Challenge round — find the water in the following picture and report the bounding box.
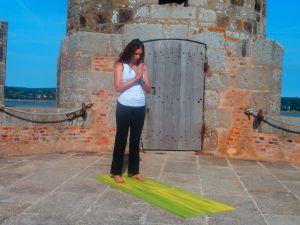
[4,99,56,108]
[280,111,300,118]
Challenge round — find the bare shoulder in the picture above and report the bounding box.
[142,63,148,71]
[115,62,123,69]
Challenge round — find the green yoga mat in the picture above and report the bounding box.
[94,175,235,218]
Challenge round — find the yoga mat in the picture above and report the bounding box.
[94,175,235,218]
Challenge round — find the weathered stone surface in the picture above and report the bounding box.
[150,5,171,19]
[61,32,123,54]
[188,30,225,49]
[237,66,281,91]
[251,91,281,115]
[199,8,217,22]
[204,109,231,129]
[59,72,113,90]
[134,5,150,19]
[206,49,225,71]
[204,90,220,108]
[172,5,196,19]
[252,39,283,68]
[124,23,188,42]
[258,115,300,136]
[205,72,229,90]
[58,89,93,108]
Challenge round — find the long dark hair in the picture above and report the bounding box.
[117,39,145,64]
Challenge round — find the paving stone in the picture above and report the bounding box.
[250,191,300,216]
[269,170,300,182]
[228,159,260,167]
[27,192,98,220]
[260,161,298,171]
[198,155,229,167]
[145,205,207,225]
[206,195,264,221]
[282,181,300,198]
[208,218,267,225]
[167,153,197,163]
[240,177,288,192]
[0,157,26,169]
[56,176,106,194]
[264,214,300,225]
[3,214,73,225]
[232,166,271,178]
[0,202,29,224]
[94,188,146,210]
[0,172,28,188]
[159,172,200,190]
[198,166,237,180]
[163,161,198,174]
[201,179,247,197]
[77,207,145,225]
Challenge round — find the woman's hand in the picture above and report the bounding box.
[134,63,144,81]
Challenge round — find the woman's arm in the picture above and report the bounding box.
[140,65,151,94]
[114,62,141,92]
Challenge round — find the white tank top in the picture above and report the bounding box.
[118,64,146,107]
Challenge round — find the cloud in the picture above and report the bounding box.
[15,0,44,28]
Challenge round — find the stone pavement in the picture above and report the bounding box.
[0,151,300,225]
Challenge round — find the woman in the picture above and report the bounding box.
[110,39,151,184]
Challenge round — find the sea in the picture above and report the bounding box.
[4,99,57,108]
[280,111,300,118]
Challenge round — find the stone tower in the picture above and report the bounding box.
[57,0,289,160]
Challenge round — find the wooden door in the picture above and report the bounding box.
[142,40,205,150]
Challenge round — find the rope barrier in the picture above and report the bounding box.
[245,108,300,134]
[0,101,94,123]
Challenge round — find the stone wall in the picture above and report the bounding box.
[0,21,8,105]
[67,0,266,38]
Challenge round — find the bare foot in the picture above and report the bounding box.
[112,175,124,184]
[131,174,146,181]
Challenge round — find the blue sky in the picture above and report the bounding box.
[0,0,299,97]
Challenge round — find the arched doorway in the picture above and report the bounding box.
[142,39,206,150]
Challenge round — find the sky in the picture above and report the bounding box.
[0,0,299,97]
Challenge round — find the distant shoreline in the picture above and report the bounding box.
[4,99,56,102]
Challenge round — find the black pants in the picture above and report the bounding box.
[110,102,146,176]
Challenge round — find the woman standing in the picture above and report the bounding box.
[110,39,151,183]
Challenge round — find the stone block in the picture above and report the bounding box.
[59,72,113,90]
[172,6,196,19]
[134,5,150,19]
[61,32,123,54]
[204,108,231,129]
[237,66,281,91]
[188,31,225,49]
[60,53,91,72]
[150,5,171,19]
[188,0,207,6]
[206,49,225,71]
[204,90,220,108]
[58,89,93,108]
[205,72,229,90]
[198,8,217,23]
[252,39,284,68]
[251,91,281,116]
[124,23,188,42]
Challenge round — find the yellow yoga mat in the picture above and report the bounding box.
[94,175,235,218]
